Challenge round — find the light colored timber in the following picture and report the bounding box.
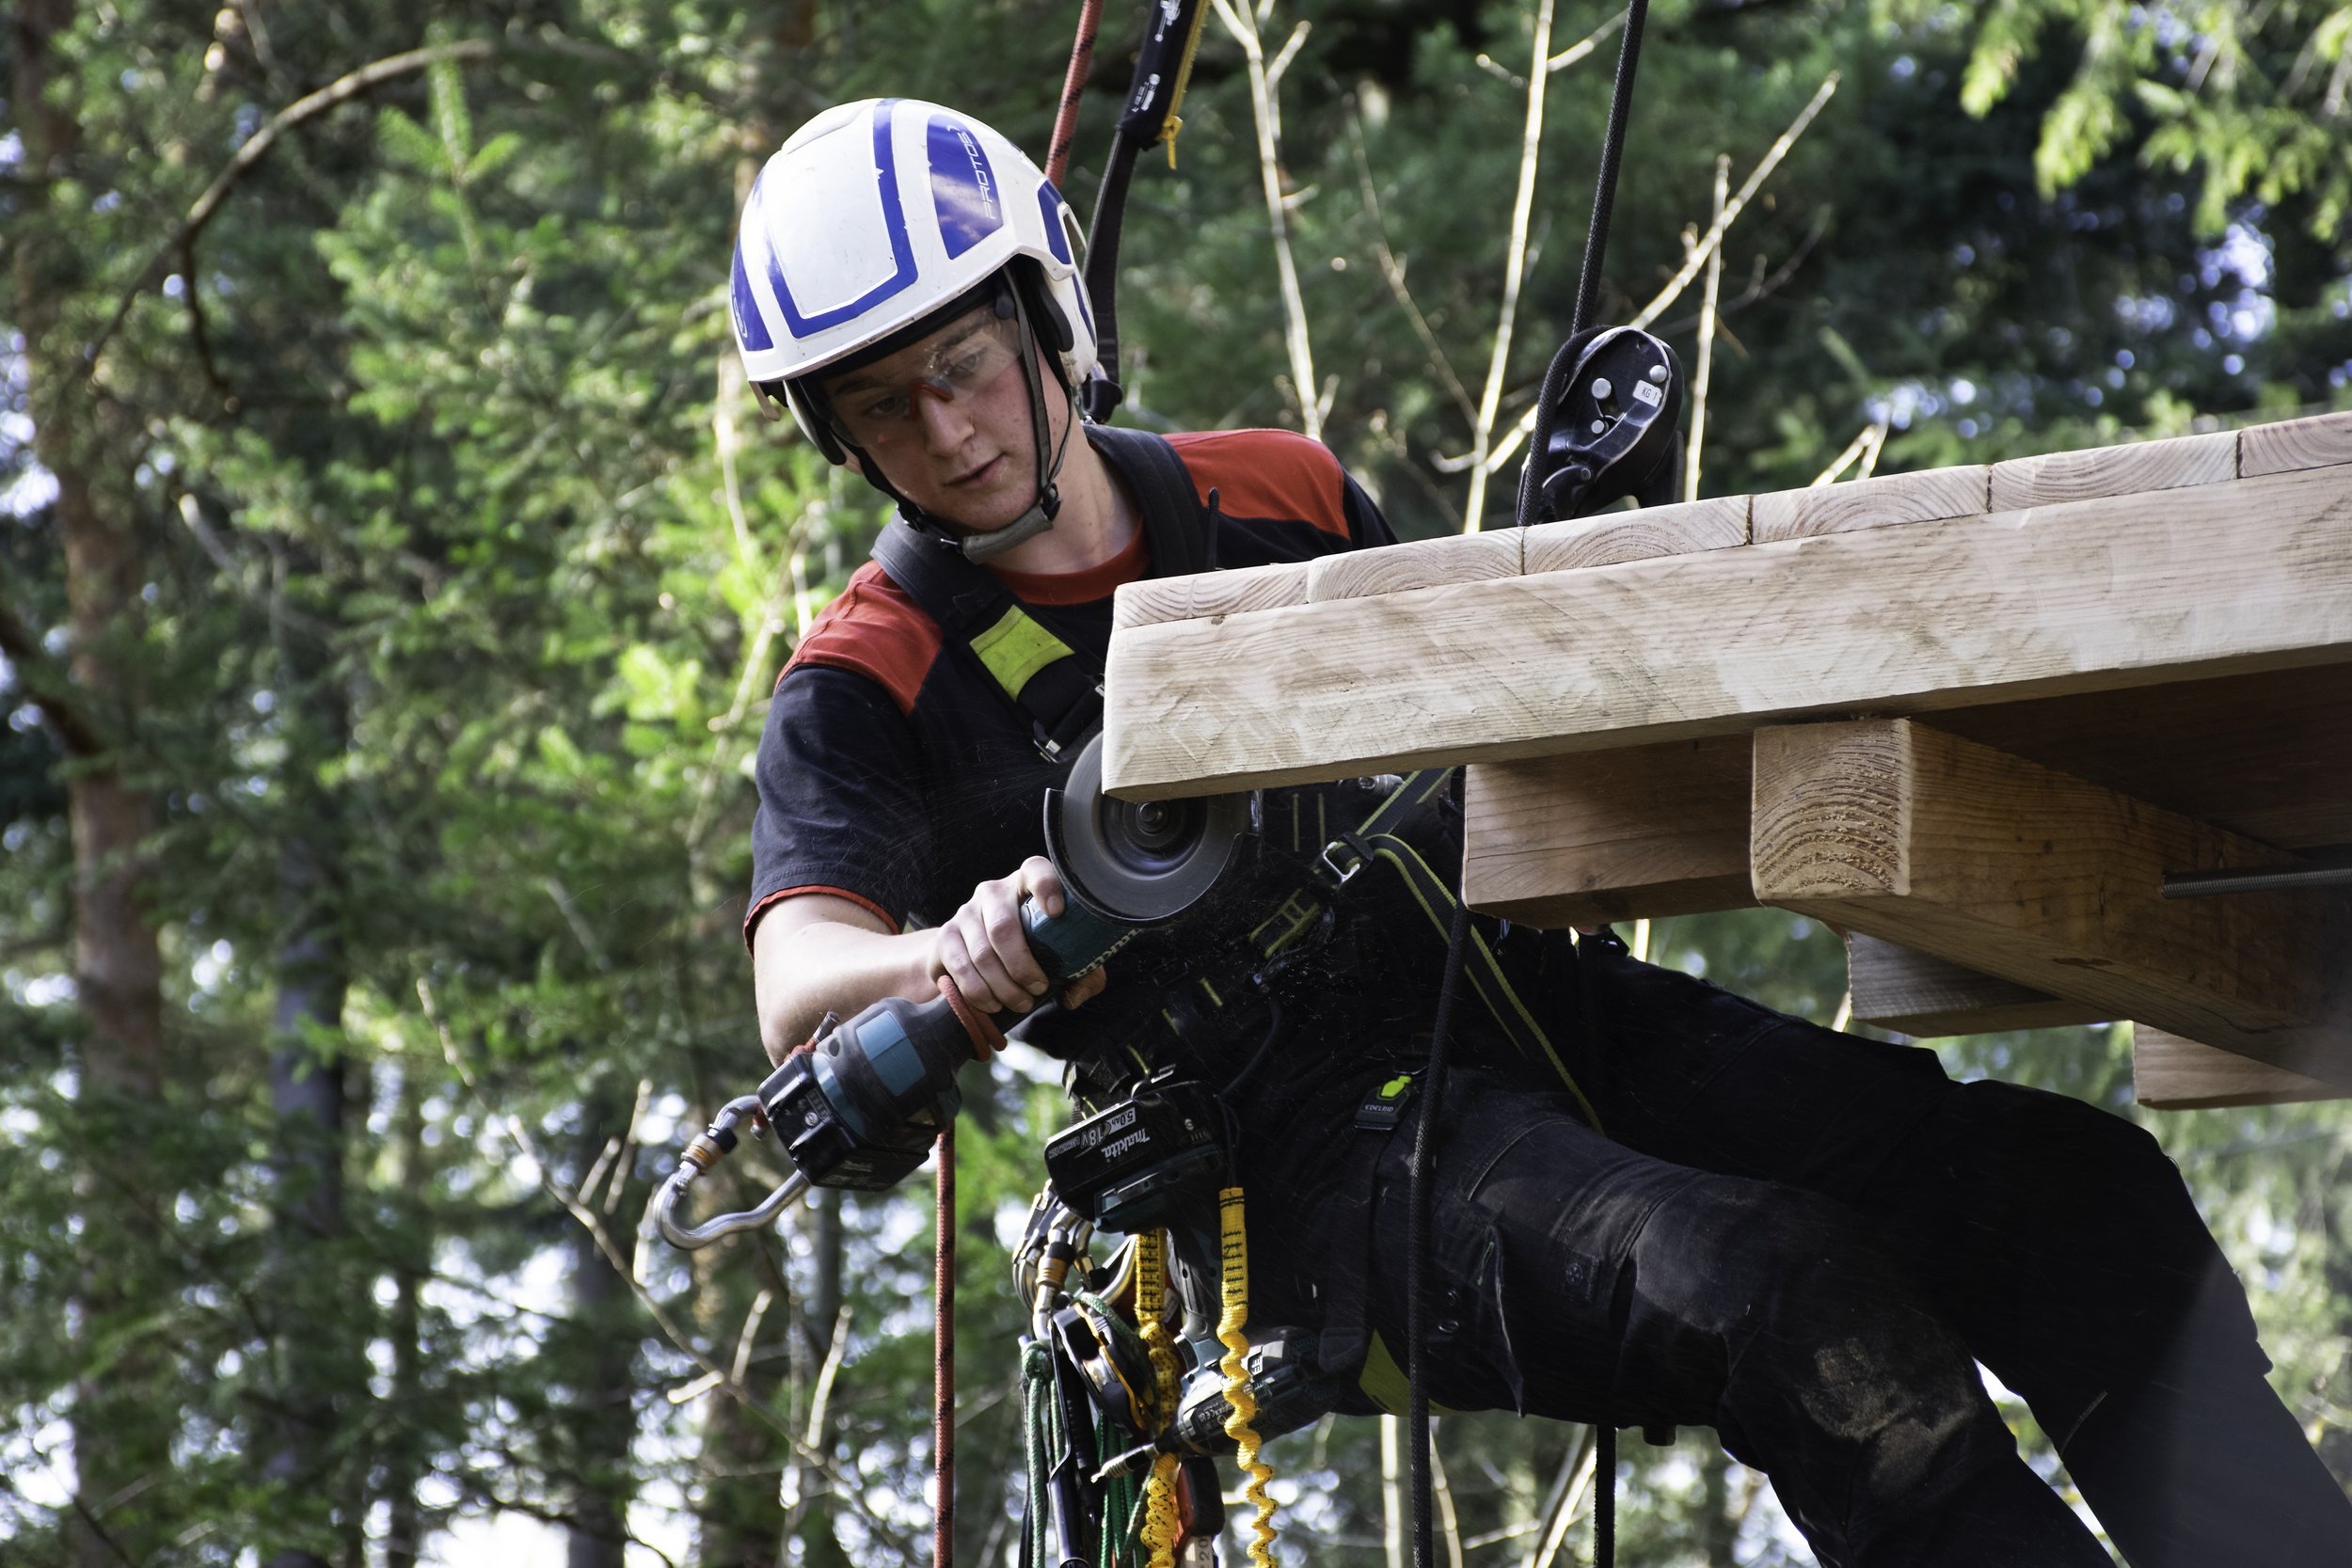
[1752,466,1989,544]
[1521,494,1750,573]
[1307,529,1520,603]
[1103,464,2352,799]
[2241,409,2352,478]
[1461,736,1756,927]
[1111,559,1310,632]
[1843,932,2104,1036]
[1749,719,2352,1086]
[1987,428,2236,510]
[2131,1026,2346,1110]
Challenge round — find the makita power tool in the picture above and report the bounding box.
[651,734,1249,1248]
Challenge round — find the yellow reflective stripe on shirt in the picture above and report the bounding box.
[968,607,1076,700]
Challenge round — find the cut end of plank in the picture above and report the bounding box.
[2133,1025,2348,1109]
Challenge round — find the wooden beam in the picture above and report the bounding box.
[1988,428,2236,509]
[1522,494,1749,572]
[2132,1026,2345,1110]
[1749,719,2352,1086]
[1753,467,1987,545]
[1843,933,2105,1036]
[2240,410,2352,479]
[1461,736,1755,927]
[1307,529,1519,603]
[1104,464,2352,798]
[1112,559,1309,632]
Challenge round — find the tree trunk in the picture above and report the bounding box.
[383,1064,429,1568]
[14,4,170,1563]
[262,832,352,1568]
[565,1088,638,1568]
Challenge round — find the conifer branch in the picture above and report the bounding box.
[89,40,498,367]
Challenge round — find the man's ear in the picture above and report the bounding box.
[840,450,865,476]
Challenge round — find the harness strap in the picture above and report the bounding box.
[868,424,1210,759]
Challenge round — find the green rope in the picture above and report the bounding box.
[1022,1338,1059,1568]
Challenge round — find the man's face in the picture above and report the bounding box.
[816,305,1058,531]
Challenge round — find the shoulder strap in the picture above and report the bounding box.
[866,427,1210,761]
[1084,424,1213,578]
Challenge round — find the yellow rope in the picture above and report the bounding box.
[1216,1187,1279,1566]
[1135,1230,1183,1568]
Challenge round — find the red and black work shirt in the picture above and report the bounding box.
[745,427,1396,944]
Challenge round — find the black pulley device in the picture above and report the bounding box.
[1523,325,1686,523]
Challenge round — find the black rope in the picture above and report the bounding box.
[1516,0,1655,533]
[1570,0,1653,340]
[1407,894,1473,1568]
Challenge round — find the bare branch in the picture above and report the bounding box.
[1211,0,1327,437]
[1548,12,1625,73]
[1684,155,1730,501]
[1349,117,1476,424]
[90,40,498,366]
[1629,71,1839,332]
[1463,0,1560,531]
[1809,418,1887,486]
[1462,71,1839,478]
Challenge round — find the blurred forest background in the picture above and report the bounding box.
[5,0,2352,1563]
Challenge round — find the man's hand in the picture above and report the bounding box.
[932,855,1107,1015]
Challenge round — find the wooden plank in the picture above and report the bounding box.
[2241,410,2352,478]
[1752,467,1988,545]
[1461,736,1755,927]
[1307,529,1520,603]
[1930,663,2352,850]
[2132,1026,2345,1110]
[1749,719,2352,1086]
[1988,429,2235,509]
[1521,494,1750,573]
[1843,933,2105,1036]
[1103,465,2352,799]
[1111,560,1310,632]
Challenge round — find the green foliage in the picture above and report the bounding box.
[5,0,2350,1562]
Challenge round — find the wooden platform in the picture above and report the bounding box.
[1105,411,2352,1106]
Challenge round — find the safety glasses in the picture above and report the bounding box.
[818,307,1025,448]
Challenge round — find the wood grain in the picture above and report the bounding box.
[1111,560,1311,631]
[1103,465,2352,798]
[1750,719,2352,1085]
[1988,429,2236,509]
[2132,1025,2346,1109]
[1521,495,1750,574]
[1461,736,1756,927]
[2240,410,2352,478]
[1752,467,1989,545]
[1843,933,2104,1036]
[1307,530,1520,603]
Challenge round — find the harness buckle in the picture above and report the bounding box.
[1318,839,1367,886]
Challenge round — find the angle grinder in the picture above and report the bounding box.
[653,735,1248,1245]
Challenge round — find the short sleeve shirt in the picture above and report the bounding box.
[746,427,1396,942]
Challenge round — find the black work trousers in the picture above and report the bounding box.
[1324,946,2352,1568]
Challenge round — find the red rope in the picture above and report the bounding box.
[933,1121,957,1568]
[936,974,1004,1062]
[1045,0,1104,188]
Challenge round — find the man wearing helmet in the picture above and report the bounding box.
[736,100,2351,1568]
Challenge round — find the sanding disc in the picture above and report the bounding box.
[1047,734,1248,925]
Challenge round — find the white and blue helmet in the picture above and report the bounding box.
[730,98,1099,456]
